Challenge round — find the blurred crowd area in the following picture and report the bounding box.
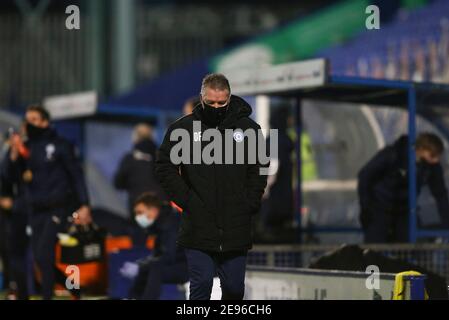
[321,1,449,83]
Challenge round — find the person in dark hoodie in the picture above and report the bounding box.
[0,124,31,300]
[358,132,449,243]
[256,106,294,243]
[114,123,167,217]
[261,106,294,236]
[3,105,91,299]
[155,73,268,300]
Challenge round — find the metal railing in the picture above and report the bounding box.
[248,243,449,283]
[0,12,92,108]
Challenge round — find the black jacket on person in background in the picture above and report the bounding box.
[1,151,11,193]
[358,135,449,227]
[264,108,294,227]
[155,95,268,252]
[114,139,167,215]
[3,128,89,212]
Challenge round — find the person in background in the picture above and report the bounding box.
[182,97,200,116]
[262,107,294,236]
[0,138,12,298]
[3,105,91,299]
[358,132,449,243]
[399,40,410,81]
[120,192,188,300]
[287,118,318,243]
[114,123,166,218]
[0,125,30,300]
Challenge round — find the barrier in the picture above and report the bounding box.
[244,266,426,300]
[248,243,449,283]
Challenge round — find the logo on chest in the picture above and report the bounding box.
[193,131,202,142]
[233,130,244,143]
[45,144,56,160]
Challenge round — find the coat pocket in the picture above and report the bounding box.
[234,187,252,214]
[185,190,206,214]
[185,190,213,229]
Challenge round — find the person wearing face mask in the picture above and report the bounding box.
[3,105,91,299]
[122,192,188,300]
[358,132,449,243]
[155,73,268,300]
[200,96,229,128]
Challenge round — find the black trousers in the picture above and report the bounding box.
[184,248,248,300]
[30,207,80,300]
[0,209,11,292]
[6,199,29,299]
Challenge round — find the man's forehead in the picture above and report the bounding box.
[25,111,41,120]
[135,203,148,210]
[203,88,230,100]
[26,110,38,117]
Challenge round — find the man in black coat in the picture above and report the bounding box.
[155,73,268,300]
[3,105,91,299]
[358,133,449,243]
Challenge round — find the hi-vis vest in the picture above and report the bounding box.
[288,129,318,188]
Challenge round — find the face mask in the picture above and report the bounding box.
[202,102,228,127]
[26,123,47,139]
[135,214,155,229]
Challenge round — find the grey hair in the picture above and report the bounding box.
[200,73,231,97]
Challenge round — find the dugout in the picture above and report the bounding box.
[225,58,449,243]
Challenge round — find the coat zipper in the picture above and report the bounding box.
[216,125,223,252]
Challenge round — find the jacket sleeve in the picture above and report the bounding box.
[1,149,25,197]
[60,141,90,206]
[245,126,269,214]
[114,155,130,190]
[428,164,449,227]
[357,147,395,210]
[158,219,179,264]
[154,125,191,209]
[0,153,14,197]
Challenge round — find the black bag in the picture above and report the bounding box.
[309,244,448,300]
[60,223,106,265]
